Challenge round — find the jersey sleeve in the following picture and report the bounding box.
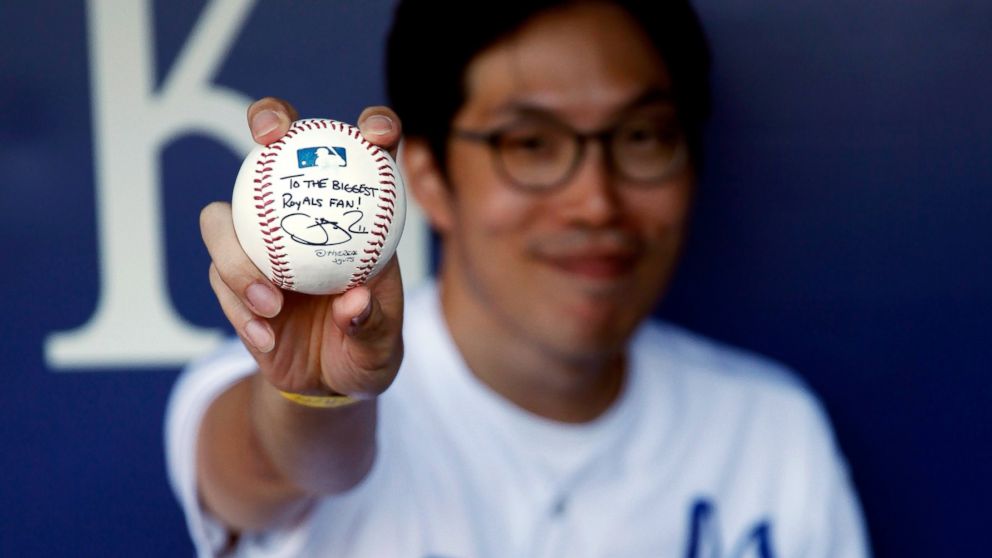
[794,396,873,558]
[164,339,257,557]
[821,456,872,558]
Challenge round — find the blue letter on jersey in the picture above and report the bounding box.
[684,499,776,558]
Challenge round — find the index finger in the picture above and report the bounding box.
[247,97,300,146]
[356,106,403,160]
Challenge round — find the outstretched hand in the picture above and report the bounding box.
[200,97,405,398]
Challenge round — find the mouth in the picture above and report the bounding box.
[544,252,638,280]
[532,231,643,282]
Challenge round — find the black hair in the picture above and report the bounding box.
[386,0,711,172]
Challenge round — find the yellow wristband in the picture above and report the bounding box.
[277,390,359,409]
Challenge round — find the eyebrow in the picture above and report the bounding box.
[491,87,676,121]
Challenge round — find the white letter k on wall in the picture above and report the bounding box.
[46,0,258,368]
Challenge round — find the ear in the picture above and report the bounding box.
[400,138,455,233]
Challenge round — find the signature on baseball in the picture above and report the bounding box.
[280,210,368,246]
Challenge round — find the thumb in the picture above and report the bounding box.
[326,260,404,396]
[331,286,379,341]
[329,256,403,344]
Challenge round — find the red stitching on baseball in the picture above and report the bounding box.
[252,145,293,290]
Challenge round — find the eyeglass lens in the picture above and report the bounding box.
[493,114,684,190]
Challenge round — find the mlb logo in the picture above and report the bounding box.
[297,146,348,169]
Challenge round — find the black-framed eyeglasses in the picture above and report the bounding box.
[451,112,688,192]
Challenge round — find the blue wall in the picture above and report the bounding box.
[1,1,989,555]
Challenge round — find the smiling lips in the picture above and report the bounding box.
[547,253,638,279]
[531,229,643,280]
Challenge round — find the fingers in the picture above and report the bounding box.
[357,106,403,160]
[200,201,284,322]
[248,99,401,157]
[247,97,299,146]
[209,263,275,353]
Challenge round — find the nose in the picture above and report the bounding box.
[555,140,622,227]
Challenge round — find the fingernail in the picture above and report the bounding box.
[245,319,274,353]
[251,110,281,139]
[347,297,373,336]
[364,114,393,136]
[246,283,279,317]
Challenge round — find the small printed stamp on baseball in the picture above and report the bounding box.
[231,118,406,295]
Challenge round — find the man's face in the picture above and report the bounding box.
[437,2,694,362]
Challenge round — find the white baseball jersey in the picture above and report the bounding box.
[166,283,870,557]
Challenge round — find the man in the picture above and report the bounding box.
[167,0,870,556]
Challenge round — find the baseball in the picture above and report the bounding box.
[232,118,406,295]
